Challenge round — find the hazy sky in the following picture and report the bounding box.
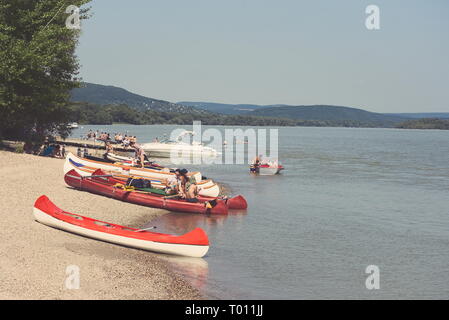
[76,0,449,113]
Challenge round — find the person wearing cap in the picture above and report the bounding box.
[178,168,198,199]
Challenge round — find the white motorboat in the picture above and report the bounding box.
[142,131,219,158]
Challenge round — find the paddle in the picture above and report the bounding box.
[81,174,114,179]
[135,226,157,232]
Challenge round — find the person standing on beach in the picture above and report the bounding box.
[130,141,145,168]
[104,141,114,159]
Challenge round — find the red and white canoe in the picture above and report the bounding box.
[64,169,231,215]
[33,195,209,258]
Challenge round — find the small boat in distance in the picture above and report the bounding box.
[67,122,79,129]
[33,195,210,257]
[250,163,284,175]
[142,131,219,158]
[250,157,284,175]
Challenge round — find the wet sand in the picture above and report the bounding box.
[0,151,203,300]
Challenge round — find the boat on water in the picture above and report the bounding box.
[64,169,234,215]
[33,195,209,257]
[67,122,79,129]
[142,131,219,158]
[64,152,221,197]
[250,163,284,175]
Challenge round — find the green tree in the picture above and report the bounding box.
[0,0,91,147]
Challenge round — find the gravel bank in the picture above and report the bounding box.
[0,151,203,300]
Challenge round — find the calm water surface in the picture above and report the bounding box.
[72,125,449,299]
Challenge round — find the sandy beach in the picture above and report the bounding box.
[0,150,202,300]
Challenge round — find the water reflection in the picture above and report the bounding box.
[158,255,209,289]
[144,210,247,236]
[143,210,247,293]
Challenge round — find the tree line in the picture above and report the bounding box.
[68,102,390,127]
[395,118,449,130]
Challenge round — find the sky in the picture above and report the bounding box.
[75,0,449,113]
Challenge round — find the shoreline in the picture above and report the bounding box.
[0,150,204,299]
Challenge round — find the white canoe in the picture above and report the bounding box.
[33,195,209,258]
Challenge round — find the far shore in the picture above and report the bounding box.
[0,150,203,299]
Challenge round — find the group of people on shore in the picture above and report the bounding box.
[84,130,138,148]
[40,142,66,159]
[113,133,137,147]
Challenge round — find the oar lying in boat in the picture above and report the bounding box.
[135,226,157,232]
[81,174,114,179]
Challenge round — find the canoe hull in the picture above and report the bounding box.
[33,196,209,258]
[64,170,229,215]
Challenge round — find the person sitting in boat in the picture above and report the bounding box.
[250,155,264,173]
[178,169,199,200]
[252,155,263,167]
[130,141,145,168]
[165,169,181,195]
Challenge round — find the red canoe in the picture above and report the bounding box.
[102,171,248,210]
[64,169,230,214]
[33,195,209,257]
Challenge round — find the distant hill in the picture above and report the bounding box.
[178,102,410,127]
[246,105,408,127]
[71,83,203,114]
[72,85,426,127]
[385,113,449,119]
[177,101,282,115]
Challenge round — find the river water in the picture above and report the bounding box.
[71,125,449,299]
